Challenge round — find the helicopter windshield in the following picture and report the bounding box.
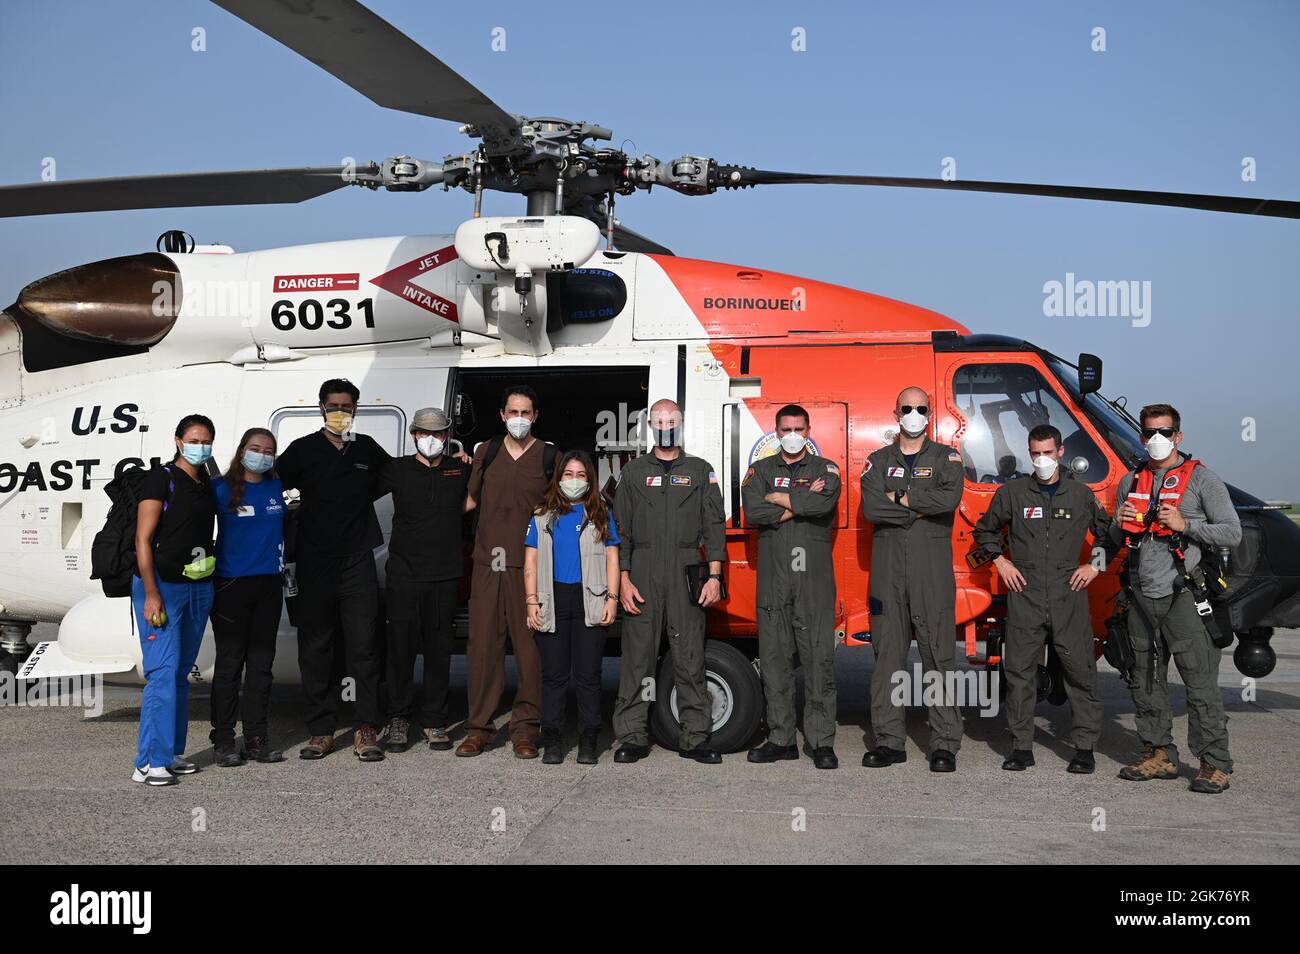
[1044,355,1143,465]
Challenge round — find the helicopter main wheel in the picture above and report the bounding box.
[1233,627,1276,678]
[650,640,762,753]
[0,651,19,676]
[1036,643,1069,705]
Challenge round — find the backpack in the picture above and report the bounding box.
[89,464,171,598]
[480,436,559,482]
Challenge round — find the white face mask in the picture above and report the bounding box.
[1145,432,1175,461]
[559,478,589,500]
[899,410,928,437]
[506,417,532,440]
[1032,454,1059,481]
[779,432,807,455]
[416,435,445,459]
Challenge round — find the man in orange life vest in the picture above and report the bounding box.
[1109,404,1241,793]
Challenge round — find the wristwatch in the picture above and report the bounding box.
[709,573,723,581]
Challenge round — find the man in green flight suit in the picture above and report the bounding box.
[860,386,965,772]
[742,404,843,770]
[973,423,1115,774]
[612,399,728,764]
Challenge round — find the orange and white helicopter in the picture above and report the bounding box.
[2,0,1296,750]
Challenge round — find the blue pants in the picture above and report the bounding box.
[131,575,213,769]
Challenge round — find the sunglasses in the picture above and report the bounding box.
[899,405,929,415]
[1141,427,1177,440]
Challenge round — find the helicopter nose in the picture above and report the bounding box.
[12,252,180,345]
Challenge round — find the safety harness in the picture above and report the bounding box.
[1117,456,1229,687]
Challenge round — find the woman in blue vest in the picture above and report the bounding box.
[131,414,217,786]
[523,450,620,765]
[210,427,287,767]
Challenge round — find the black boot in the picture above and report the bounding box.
[862,745,906,768]
[541,728,564,765]
[1067,748,1096,774]
[577,730,599,765]
[1002,748,1035,771]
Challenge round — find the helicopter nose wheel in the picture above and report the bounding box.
[1234,627,1276,678]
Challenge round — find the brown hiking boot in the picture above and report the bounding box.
[1117,745,1179,781]
[299,735,335,760]
[354,723,385,762]
[1189,759,1231,794]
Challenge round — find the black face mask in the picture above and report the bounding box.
[652,426,679,449]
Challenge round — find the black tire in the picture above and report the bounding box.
[0,652,19,676]
[649,640,763,753]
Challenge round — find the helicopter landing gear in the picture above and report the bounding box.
[1234,627,1276,678]
[0,621,33,676]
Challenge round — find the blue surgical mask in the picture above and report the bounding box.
[181,442,212,466]
[242,450,275,474]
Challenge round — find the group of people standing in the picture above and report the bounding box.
[126,377,1241,795]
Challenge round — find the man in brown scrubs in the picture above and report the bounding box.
[455,385,557,758]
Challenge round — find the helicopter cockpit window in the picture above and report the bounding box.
[952,363,1108,485]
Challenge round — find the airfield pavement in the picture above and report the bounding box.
[1,625,1296,865]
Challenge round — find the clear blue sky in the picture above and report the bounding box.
[2,0,1297,496]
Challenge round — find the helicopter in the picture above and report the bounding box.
[1,0,1297,752]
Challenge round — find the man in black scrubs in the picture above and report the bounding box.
[380,407,472,752]
[277,379,392,762]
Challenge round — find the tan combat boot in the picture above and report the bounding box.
[1117,745,1179,781]
[1189,759,1231,794]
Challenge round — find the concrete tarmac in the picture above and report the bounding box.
[2,627,1296,864]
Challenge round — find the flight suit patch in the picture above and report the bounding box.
[886,466,905,478]
[773,476,791,488]
[911,466,933,478]
[948,452,963,463]
[741,467,754,486]
[646,475,663,487]
[709,471,719,484]
[791,477,812,488]
[1052,507,1072,519]
[1022,506,1044,519]
[670,474,692,486]
[442,468,463,477]
[826,463,839,475]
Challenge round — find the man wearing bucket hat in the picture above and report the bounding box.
[379,407,473,752]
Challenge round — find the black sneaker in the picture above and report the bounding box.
[541,728,564,765]
[747,741,798,763]
[244,736,286,763]
[576,730,599,765]
[214,743,245,768]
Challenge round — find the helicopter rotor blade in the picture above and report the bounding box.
[611,224,674,256]
[0,167,363,218]
[715,169,1300,219]
[211,0,517,146]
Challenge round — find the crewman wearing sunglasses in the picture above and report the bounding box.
[1109,404,1240,793]
[859,386,966,772]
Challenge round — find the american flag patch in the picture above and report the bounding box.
[708,471,719,484]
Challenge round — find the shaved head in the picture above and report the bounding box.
[896,386,929,411]
[648,399,682,428]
